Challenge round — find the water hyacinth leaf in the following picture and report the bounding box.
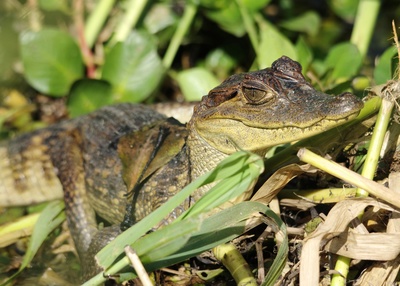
[280,11,321,37]
[295,36,313,71]
[374,46,397,84]
[20,29,84,96]
[38,0,69,12]
[205,0,271,37]
[205,48,237,78]
[102,31,164,102]
[68,79,113,117]
[329,0,359,22]
[258,21,297,68]
[144,3,178,36]
[177,67,220,101]
[324,42,362,84]
[204,2,245,36]
[242,0,272,11]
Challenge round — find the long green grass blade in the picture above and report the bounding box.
[96,151,263,269]
[2,200,65,284]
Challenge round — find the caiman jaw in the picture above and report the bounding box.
[189,56,364,155]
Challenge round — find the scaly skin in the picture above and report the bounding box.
[0,56,363,279]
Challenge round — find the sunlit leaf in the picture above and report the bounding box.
[258,21,297,68]
[102,31,164,102]
[204,2,245,36]
[38,0,69,12]
[295,36,313,71]
[20,29,84,96]
[203,0,271,36]
[205,48,237,78]
[68,79,113,117]
[324,42,362,84]
[177,68,220,101]
[374,46,397,84]
[328,0,359,22]
[280,11,321,37]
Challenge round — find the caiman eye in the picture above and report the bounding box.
[242,87,275,104]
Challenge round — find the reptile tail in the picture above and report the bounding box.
[0,130,63,207]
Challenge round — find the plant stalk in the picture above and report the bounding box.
[350,0,381,59]
[162,2,198,69]
[110,0,148,45]
[332,95,394,285]
[84,0,116,48]
[235,0,260,67]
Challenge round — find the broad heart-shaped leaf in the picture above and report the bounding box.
[67,79,113,117]
[279,11,321,37]
[324,42,362,85]
[102,31,164,102]
[204,0,271,36]
[177,67,220,101]
[374,46,397,85]
[20,28,84,97]
[258,21,297,68]
[295,36,313,71]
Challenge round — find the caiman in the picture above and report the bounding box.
[0,56,363,279]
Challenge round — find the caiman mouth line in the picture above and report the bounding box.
[211,110,360,130]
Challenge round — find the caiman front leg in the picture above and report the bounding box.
[48,130,105,277]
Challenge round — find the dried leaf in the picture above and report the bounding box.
[300,197,397,285]
[251,163,316,204]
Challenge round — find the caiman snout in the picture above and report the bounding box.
[324,92,364,119]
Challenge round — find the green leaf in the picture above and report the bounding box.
[152,202,275,268]
[134,217,202,263]
[258,21,297,68]
[176,68,220,101]
[67,79,113,117]
[373,46,397,84]
[280,11,321,37]
[84,201,276,285]
[204,2,245,37]
[324,42,362,84]
[241,0,272,11]
[295,36,313,71]
[203,0,271,36]
[3,201,65,284]
[20,28,84,96]
[329,0,359,22]
[102,31,164,102]
[38,0,69,12]
[205,48,237,78]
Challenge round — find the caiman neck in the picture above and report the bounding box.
[187,125,229,182]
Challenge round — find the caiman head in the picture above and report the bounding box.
[189,56,363,155]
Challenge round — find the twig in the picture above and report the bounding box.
[124,245,152,286]
[73,0,96,78]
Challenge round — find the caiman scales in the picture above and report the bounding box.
[0,56,363,278]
